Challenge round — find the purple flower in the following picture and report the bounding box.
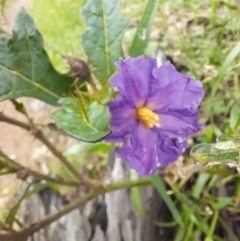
[105,56,204,176]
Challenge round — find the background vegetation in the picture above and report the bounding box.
[0,0,240,240]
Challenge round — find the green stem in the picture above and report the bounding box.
[183,221,193,241]
[205,209,218,241]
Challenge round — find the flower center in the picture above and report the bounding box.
[137,106,161,128]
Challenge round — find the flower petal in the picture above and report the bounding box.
[157,109,201,136]
[118,125,158,176]
[105,96,137,142]
[152,61,183,87]
[147,74,204,110]
[156,137,188,167]
[110,56,156,107]
[105,56,204,176]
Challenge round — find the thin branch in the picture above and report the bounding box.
[0,112,80,181]
[0,150,80,187]
[0,177,151,241]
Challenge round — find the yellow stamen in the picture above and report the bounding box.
[137,106,161,128]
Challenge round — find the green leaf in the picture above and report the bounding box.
[0,0,7,15]
[217,197,233,209]
[131,186,147,219]
[10,99,28,117]
[217,133,240,147]
[229,104,240,129]
[51,98,111,142]
[192,173,210,199]
[130,170,147,218]
[65,142,113,155]
[150,175,184,227]
[210,41,240,102]
[5,182,48,227]
[0,8,75,106]
[190,141,239,166]
[82,0,129,84]
[129,0,160,57]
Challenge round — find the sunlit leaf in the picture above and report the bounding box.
[0,8,75,105]
[51,98,111,142]
[82,0,129,84]
[31,0,86,72]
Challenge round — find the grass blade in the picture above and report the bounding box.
[150,175,184,227]
[129,0,160,57]
[211,41,240,101]
[5,182,48,227]
[131,187,147,218]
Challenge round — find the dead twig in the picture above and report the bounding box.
[0,150,80,187]
[0,112,80,181]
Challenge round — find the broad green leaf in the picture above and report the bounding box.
[129,0,160,57]
[81,0,129,84]
[0,8,75,106]
[190,141,239,165]
[51,98,111,142]
[5,182,48,227]
[150,175,184,227]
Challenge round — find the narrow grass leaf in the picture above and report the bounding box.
[131,187,147,219]
[5,182,47,227]
[129,0,160,57]
[150,175,184,227]
[211,41,240,101]
[192,173,210,199]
